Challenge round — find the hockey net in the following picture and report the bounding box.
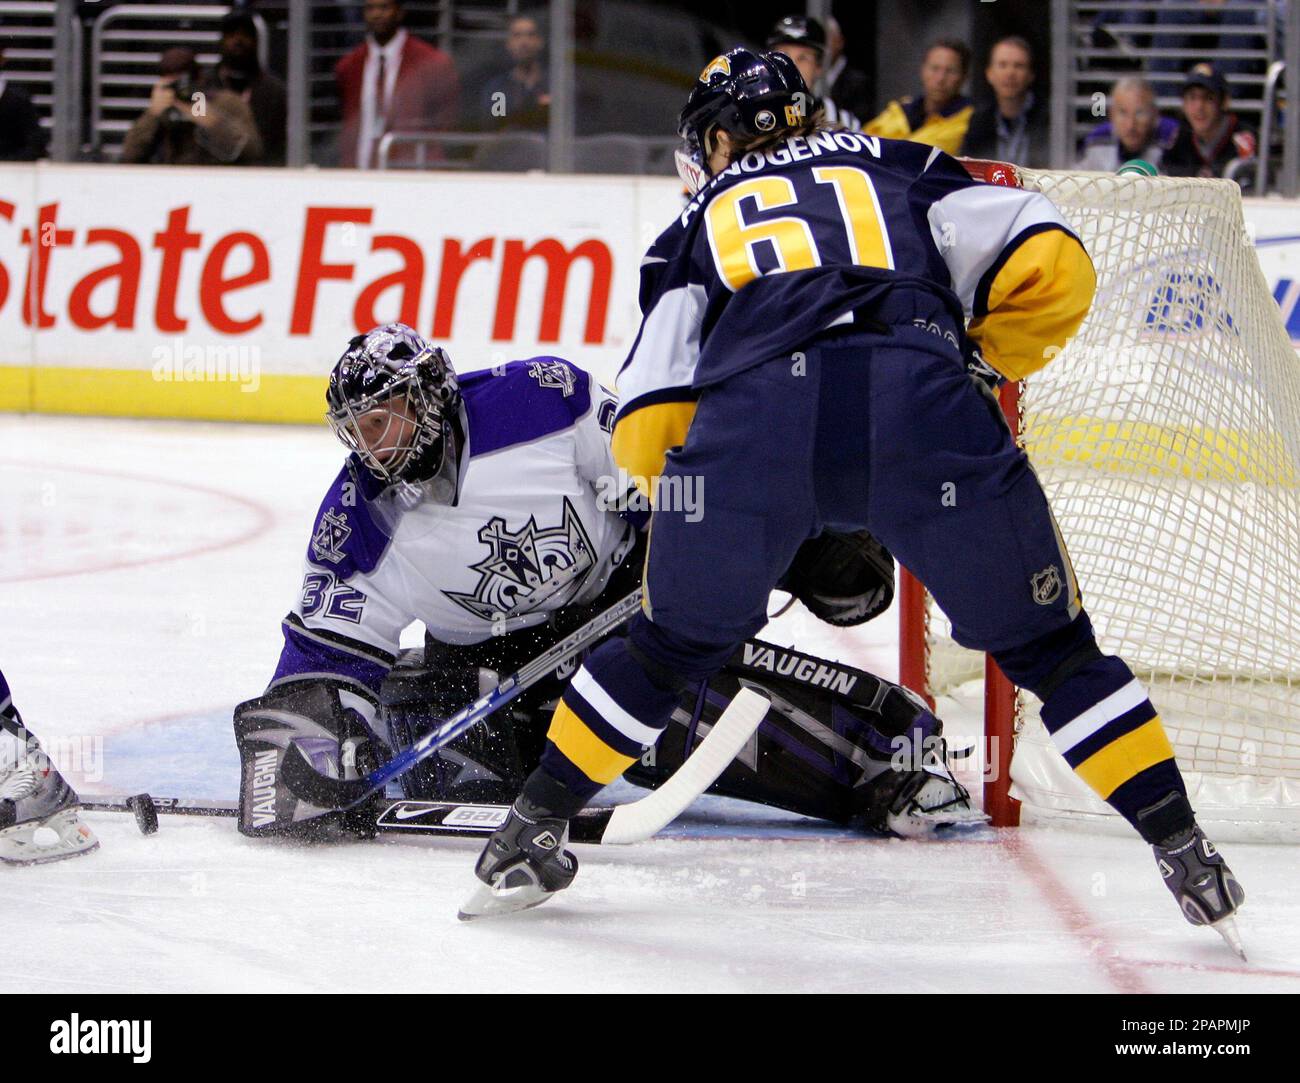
[899,162,1300,839]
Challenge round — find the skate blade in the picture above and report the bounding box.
[1211,914,1247,961]
[0,814,100,866]
[457,879,555,922]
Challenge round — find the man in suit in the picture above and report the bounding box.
[335,0,462,169]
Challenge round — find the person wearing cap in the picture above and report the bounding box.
[204,11,287,165]
[766,14,862,131]
[1164,64,1257,182]
[960,36,1049,168]
[120,47,263,165]
[1074,76,1178,173]
[864,38,973,155]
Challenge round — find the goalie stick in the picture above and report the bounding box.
[279,587,644,811]
[80,686,769,852]
[79,794,617,842]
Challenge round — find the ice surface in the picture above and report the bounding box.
[2,416,1297,993]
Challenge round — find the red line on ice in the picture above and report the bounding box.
[1001,832,1152,994]
[0,459,277,582]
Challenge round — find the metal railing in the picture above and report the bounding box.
[1051,0,1298,194]
[23,0,1299,192]
[376,130,546,171]
[1257,59,1285,193]
[375,130,678,175]
[0,1,78,149]
[89,4,270,160]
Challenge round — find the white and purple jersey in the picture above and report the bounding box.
[269,357,637,701]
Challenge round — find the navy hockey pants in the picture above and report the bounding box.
[635,321,1082,682]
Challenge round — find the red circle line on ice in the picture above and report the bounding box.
[0,459,276,583]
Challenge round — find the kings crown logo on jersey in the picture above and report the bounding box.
[310,509,352,565]
[445,497,595,622]
[527,359,577,397]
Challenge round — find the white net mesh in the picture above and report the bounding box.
[925,168,1300,832]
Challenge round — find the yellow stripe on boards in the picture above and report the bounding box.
[548,701,638,786]
[0,366,329,424]
[1073,717,1176,800]
[0,365,33,412]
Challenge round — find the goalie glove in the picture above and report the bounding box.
[778,529,895,627]
[233,679,390,840]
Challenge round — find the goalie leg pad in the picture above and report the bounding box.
[234,679,389,840]
[625,639,979,834]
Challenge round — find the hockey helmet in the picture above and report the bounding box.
[675,47,808,194]
[325,323,461,485]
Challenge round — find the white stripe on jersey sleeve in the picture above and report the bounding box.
[926,183,1071,317]
[616,282,707,411]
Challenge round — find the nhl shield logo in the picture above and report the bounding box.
[1030,565,1063,606]
[755,109,777,131]
[310,509,351,565]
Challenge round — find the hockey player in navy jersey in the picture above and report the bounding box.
[0,670,99,864]
[236,324,979,841]
[463,49,1246,952]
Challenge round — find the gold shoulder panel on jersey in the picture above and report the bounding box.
[611,398,699,498]
[966,229,1096,382]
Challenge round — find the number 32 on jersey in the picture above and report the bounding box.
[704,166,894,291]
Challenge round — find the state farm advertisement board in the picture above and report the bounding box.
[0,163,684,393]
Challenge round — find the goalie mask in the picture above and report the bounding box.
[675,47,808,195]
[325,324,461,487]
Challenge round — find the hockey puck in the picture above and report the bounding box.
[126,793,159,835]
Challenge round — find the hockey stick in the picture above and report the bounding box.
[79,794,617,842]
[600,687,769,843]
[81,687,767,850]
[278,587,644,811]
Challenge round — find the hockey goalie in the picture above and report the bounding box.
[232,324,979,841]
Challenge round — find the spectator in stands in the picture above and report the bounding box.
[1164,64,1257,181]
[1075,76,1178,172]
[205,11,287,166]
[335,0,462,169]
[479,13,549,131]
[0,46,48,160]
[121,48,263,166]
[822,15,872,121]
[961,36,1048,167]
[766,14,861,130]
[864,38,973,155]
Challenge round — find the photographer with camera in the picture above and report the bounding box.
[121,47,263,165]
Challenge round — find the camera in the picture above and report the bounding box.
[163,78,202,125]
